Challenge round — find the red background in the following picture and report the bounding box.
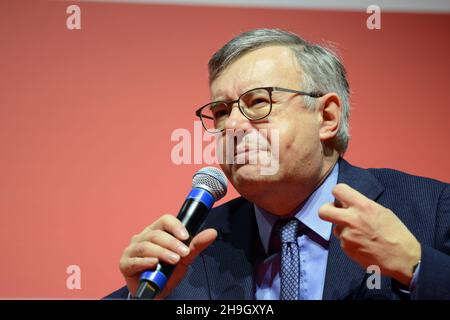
[0,0,449,298]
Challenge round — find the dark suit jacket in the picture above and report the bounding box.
[105,158,450,299]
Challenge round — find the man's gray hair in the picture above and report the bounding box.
[208,28,350,154]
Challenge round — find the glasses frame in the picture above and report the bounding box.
[195,86,324,133]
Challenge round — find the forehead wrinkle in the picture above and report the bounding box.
[212,66,260,101]
[211,62,273,101]
[210,46,303,100]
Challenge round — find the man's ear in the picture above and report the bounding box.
[317,92,342,143]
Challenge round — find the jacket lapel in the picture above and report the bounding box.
[202,199,257,299]
[322,158,385,299]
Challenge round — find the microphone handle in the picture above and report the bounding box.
[135,197,211,299]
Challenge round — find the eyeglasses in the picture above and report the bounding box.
[195,86,324,133]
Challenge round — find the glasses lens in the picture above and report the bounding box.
[201,102,229,132]
[240,88,271,120]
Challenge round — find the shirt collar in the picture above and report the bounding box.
[254,162,339,254]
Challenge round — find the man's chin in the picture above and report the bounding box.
[225,164,277,200]
[229,163,272,186]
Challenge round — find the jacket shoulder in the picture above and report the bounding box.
[367,167,448,193]
[103,286,129,299]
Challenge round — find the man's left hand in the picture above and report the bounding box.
[319,183,421,286]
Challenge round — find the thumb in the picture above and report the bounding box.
[184,228,218,265]
[156,228,217,299]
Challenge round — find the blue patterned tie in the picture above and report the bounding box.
[279,218,300,300]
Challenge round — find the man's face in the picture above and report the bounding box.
[210,45,326,200]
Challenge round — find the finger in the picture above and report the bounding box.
[142,214,189,241]
[181,228,218,266]
[126,241,181,265]
[120,256,159,277]
[332,183,368,209]
[138,229,190,257]
[318,202,354,226]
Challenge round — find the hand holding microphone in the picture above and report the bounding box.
[119,167,227,299]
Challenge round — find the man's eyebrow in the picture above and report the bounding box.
[211,83,270,102]
[211,96,227,102]
[211,87,258,102]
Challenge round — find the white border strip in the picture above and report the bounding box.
[78,0,450,13]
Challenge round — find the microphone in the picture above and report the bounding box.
[134,167,228,299]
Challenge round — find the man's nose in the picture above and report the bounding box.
[224,104,253,131]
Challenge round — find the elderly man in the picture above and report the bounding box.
[107,29,450,300]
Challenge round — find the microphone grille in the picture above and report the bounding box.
[192,167,228,201]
